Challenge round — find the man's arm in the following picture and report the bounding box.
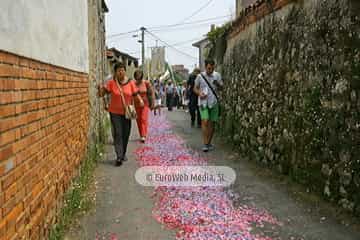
[193,75,207,99]
[148,81,155,109]
[213,73,224,90]
[135,94,144,107]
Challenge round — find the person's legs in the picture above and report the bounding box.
[154,99,160,115]
[189,104,196,126]
[167,94,173,111]
[141,105,149,138]
[121,115,132,160]
[175,94,178,109]
[135,107,142,137]
[110,113,124,164]
[166,94,170,109]
[208,121,214,144]
[208,104,219,146]
[202,120,209,144]
[174,95,177,108]
[196,106,201,127]
[199,107,210,151]
[162,96,165,108]
[170,95,174,111]
[109,112,115,143]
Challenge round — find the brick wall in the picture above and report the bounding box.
[230,0,295,39]
[0,50,89,239]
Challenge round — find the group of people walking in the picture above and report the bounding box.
[98,63,155,166]
[97,58,223,166]
[163,81,188,112]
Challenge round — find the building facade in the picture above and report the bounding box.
[106,48,138,80]
[150,47,166,79]
[88,0,109,144]
[0,0,108,239]
[192,38,211,71]
[172,65,189,80]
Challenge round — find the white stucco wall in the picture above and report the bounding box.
[0,0,89,73]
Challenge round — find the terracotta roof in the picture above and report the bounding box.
[106,50,114,57]
[107,47,138,61]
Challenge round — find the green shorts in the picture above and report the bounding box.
[199,104,219,122]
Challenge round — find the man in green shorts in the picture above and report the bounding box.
[194,59,223,152]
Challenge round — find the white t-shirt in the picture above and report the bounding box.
[194,71,222,108]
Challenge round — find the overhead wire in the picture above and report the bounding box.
[151,21,226,34]
[106,2,228,63]
[147,14,230,31]
[106,14,230,39]
[145,29,197,60]
[107,29,139,39]
[177,0,214,24]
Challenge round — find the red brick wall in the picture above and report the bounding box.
[230,0,295,39]
[0,50,89,239]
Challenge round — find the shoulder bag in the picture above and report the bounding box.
[115,80,137,119]
[200,73,221,115]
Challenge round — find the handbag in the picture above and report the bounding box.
[115,79,137,119]
[200,73,222,115]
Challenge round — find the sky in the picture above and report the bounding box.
[105,0,235,71]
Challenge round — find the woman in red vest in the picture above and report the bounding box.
[133,70,155,143]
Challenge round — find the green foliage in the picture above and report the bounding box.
[207,23,231,63]
[207,22,231,44]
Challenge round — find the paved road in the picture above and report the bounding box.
[64,115,175,240]
[66,109,360,240]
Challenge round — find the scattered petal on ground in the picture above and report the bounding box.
[134,115,282,240]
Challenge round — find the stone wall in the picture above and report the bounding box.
[220,0,360,213]
[88,0,108,144]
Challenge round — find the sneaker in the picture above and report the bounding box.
[207,144,215,151]
[202,145,209,152]
[122,156,128,162]
[115,158,122,166]
[140,137,146,143]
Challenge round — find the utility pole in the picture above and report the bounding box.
[140,27,146,72]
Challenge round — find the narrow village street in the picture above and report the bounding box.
[1,1,359,239]
[65,109,360,240]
